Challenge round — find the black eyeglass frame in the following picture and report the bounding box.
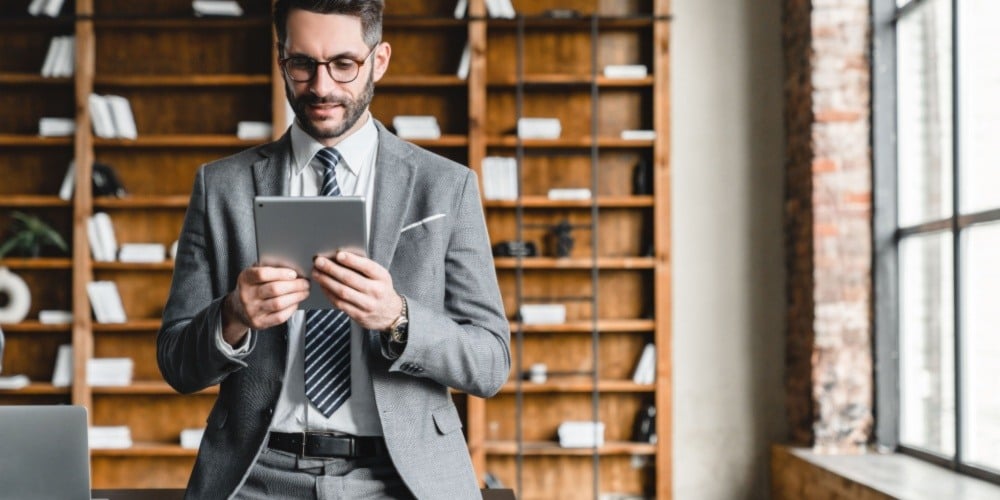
[278,44,379,84]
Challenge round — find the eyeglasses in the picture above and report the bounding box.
[279,45,377,84]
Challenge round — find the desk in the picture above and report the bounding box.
[93,488,516,499]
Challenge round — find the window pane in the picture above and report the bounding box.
[898,0,953,227]
[959,0,1000,213]
[962,223,1000,471]
[900,232,955,456]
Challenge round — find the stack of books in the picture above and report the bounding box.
[87,212,118,262]
[118,243,166,263]
[180,428,205,449]
[89,94,138,140]
[519,304,567,325]
[621,129,657,141]
[86,281,127,324]
[603,64,648,79]
[631,343,656,385]
[557,421,605,448]
[87,358,133,387]
[40,36,74,77]
[547,188,592,201]
[481,156,518,200]
[89,426,132,449]
[27,0,66,17]
[237,121,272,140]
[38,117,75,137]
[39,310,73,324]
[484,0,516,18]
[517,118,561,139]
[392,115,441,140]
[192,0,243,17]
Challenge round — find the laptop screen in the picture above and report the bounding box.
[0,405,91,500]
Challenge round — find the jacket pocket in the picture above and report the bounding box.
[432,404,463,435]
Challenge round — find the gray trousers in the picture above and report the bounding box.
[235,448,415,499]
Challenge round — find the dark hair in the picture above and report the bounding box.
[274,0,384,52]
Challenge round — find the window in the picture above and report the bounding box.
[875,0,1000,483]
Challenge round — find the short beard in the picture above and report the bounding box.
[288,67,375,141]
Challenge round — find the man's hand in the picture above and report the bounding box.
[312,251,403,331]
[222,266,310,345]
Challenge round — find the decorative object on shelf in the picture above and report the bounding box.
[549,219,575,257]
[527,363,547,384]
[0,212,68,258]
[632,404,657,444]
[93,163,127,198]
[492,240,537,258]
[632,157,653,195]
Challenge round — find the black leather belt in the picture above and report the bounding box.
[268,432,388,459]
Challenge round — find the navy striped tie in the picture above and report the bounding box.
[304,147,351,417]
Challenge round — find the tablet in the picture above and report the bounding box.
[253,196,367,309]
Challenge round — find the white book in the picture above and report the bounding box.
[39,309,73,324]
[88,426,132,449]
[517,117,561,139]
[236,121,272,140]
[86,216,107,262]
[499,0,516,18]
[40,36,61,77]
[118,243,166,263]
[105,95,138,139]
[631,343,655,384]
[89,94,117,139]
[453,0,468,19]
[38,117,75,137]
[0,375,30,390]
[481,157,517,200]
[393,115,441,139]
[180,428,205,449]
[51,344,73,387]
[41,0,66,17]
[519,304,566,325]
[28,0,46,16]
[456,42,471,80]
[192,0,244,17]
[58,161,75,200]
[484,0,500,17]
[621,129,656,141]
[603,64,648,79]
[56,35,75,77]
[87,281,127,324]
[49,36,71,77]
[557,421,605,448]
[87,357,133,386]
[92,212,118,261]
[547,188,592,200]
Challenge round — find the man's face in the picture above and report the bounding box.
[281,10,389,145]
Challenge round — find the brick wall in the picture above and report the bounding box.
[783,0,873,452]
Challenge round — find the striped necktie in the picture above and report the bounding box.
[303,147,351,417]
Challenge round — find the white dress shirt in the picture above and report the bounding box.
[217,113,382,436]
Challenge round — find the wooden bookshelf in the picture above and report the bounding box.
[0,0,670,497]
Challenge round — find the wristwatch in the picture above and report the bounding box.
[384,293,408,356]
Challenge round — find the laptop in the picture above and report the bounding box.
[0,405,91,500]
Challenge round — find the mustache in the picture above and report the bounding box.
[299,94,349,106]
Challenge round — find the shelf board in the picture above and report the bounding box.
[487,74,654,87]
[93,261,174,271]
[384,17,467,28]
[494,257,654,269]
[484,440,657,456]
[485,196,653,208]
[403,134,469,147]
[487,136,654,148]
[378,75,468,87]
[94,135,265,148]
[92,319,162,332]
[0,134,72,147]
[90,442,198,457]
[95,18,269,29]
[0,320,72,333]
[0,382,70,395]
[91,381,217,395]
[95,74,270,87]
[487,17,656,30]
[93,195,189,209]
[511,319,655,333]
[0,17,75,28]
[0,195,71,208]
[500,379,655,393]
[0,73,73,85]
[0,257,72,269]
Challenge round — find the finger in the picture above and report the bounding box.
[258,278,310,300]
[314,256,372,294]
[246,266,300,285]
[334,251,387,280]
[259,289,310,314]
[312,268,373,312]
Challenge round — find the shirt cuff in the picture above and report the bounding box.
[215,312,252,357]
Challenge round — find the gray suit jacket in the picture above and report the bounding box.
[157,121,511,499]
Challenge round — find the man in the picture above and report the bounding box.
[157,0,510,498]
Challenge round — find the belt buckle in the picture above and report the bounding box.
[301,431,353,459]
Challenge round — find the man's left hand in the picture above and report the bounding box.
[311,251,403,331]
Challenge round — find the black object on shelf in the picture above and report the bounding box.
[93,162,126,198]
[549,219,574,257]
[632,157,652,195]
[632,404,657,444]
[492,240,537,258]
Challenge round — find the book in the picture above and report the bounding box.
[27,0,46,16]
[485,0,516,18]
[55,35,75,77]
[87,212,118,262]
[0,375,30,390]
[88,94,117,139]
[38,117,75,137]
[39,310,73,324]
[603,64,648,79]
[41,0,66,17]
[118,243,166,263]
[557,421,605,448]
[58,161,75,200]
[51,344,73,387]
[621,129,656,141]
[392,115,441,139]
[517,117,561,139]
[87,358,133,386]
[180,428,205,449]
[88,426,132,449]
[105,95,138,139]
[87,281,127,324]
[236,121,272,140]
[631,343,655,384]
[481,157,518,200]
[456,42,471,80]
[40,36,62,77]
[453,0,468,19]
[192,0,244,17]
[547,188,592,200]
[519,304,566,325]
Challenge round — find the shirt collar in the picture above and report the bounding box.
[289,112,376,178]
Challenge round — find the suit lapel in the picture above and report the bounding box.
[252,131,292,197]
[368,122,415,270]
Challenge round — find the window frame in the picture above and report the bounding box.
[873,0,1000,485]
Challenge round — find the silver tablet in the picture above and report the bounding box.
[253,196,367,309]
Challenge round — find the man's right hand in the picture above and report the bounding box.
[222,266,309,345]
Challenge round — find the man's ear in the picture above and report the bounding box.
[372,42,391,82]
